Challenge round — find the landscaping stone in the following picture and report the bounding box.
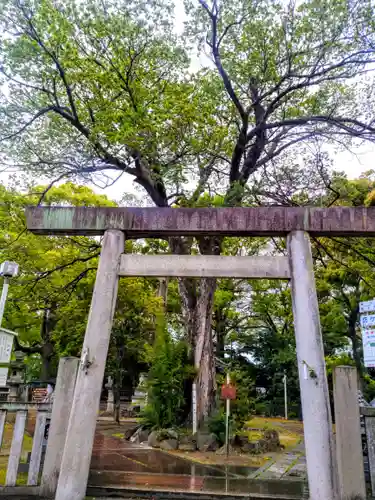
[231,430,281,454]
[178,434,197,452]
[160,438,179,450]
[263,429,280,450]
[148,430,161,448]
[162,428,178,440]
[124,424,141,440]
[179,442,196,452]
[195,432,220,452]
[130,426,149,444]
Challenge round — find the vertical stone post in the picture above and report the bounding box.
[41,356,79,496]
[287,231,336,500]
[363,408,375,497]
[106,388,114,413]
[333,366,365,500]
[55,230,124,500]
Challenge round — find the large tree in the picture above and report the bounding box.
[0,182,161,383]
[1,0,375,424]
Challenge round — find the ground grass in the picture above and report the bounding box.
[112,432,125,439]
[245,417,303,450]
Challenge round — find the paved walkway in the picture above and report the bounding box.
[88,422,307,498]
[254,442,306,480]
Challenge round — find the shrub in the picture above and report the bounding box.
[208,410,226,445]
[141,315,194,430]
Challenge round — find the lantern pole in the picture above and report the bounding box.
[0,261,19,327]
[0,277,10,328]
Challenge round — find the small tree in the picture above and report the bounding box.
[142,316,195,430]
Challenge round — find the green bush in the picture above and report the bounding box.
[363,374,375,402]
[141,315,194,430]
[208,410,226,445]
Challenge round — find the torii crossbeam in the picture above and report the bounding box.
[26,206,375,500]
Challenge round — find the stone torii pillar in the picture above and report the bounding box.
[288,231,336,500]
[55,230,124,500]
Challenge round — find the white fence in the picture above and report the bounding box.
[0,403,51,488]
[0,357,78,498]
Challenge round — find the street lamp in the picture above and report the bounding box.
[0,261,19,327]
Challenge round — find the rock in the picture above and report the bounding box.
[148,430,161,448]
[263,429,280,449]
[216,444,236,456]
[231,434,267,454]
[195,432,219,452]
[231,434,246,448]
[179,434,197,452]
[256,439,268,453]
[124,425,141,440]
[179,442,197,451]
[159,438,178,450]
[161,428,178,440]
[130,427,149,444]
[138,429,150,443]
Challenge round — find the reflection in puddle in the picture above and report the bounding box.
[92,434,256,478]
[89,429,307,497]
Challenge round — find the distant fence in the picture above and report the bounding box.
[0,402,51,488]
[0,357,78,498]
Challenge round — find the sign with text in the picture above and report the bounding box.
[0,328,16,364]
[360,300,375,367]
[360,299,375,313]
[361,315,375,328]
[362,329,375,367]
[221,384,236,400]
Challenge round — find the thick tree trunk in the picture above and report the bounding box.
[40,345,53,383]
[113,385,120,424]
[169,236,221,428]
[214,308,226,359]
[195,277,217,426]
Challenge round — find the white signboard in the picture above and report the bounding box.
[0,330,14,364]
[360,299,375,313]
[0,367,9,387]
[361,315,375,328]
[362,329,375,367]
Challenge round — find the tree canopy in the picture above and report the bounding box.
[0,182,162,383]
[1,0,375,424]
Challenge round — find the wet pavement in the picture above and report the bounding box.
[89,423,307,498]
[91,431,244,477]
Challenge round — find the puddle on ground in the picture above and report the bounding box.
[89,470,307,498]
[91,433,257,478]
[90,428,307,498]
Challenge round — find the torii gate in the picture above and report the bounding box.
[26,205,375,500]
